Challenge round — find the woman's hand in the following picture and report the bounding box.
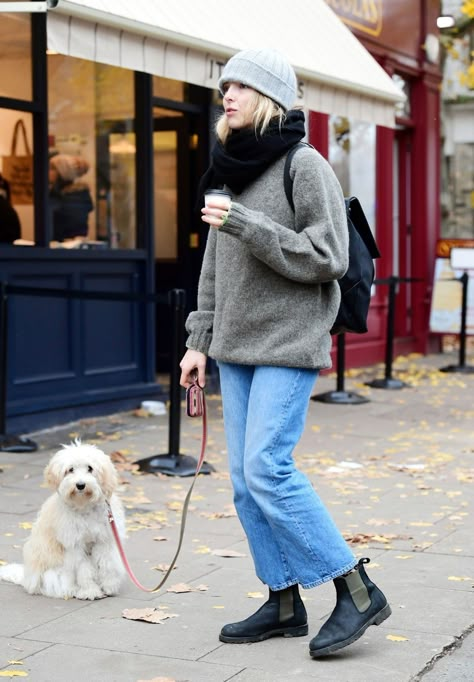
[179,349,207,388]
[201,200,231,230]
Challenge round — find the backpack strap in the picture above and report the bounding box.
[283,142,311,212]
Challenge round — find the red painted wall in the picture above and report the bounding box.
[312,1,442,369]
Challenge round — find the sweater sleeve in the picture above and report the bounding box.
[185,227,216,354]
[220,149,349,284]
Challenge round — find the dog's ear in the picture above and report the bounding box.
[44,452,64,489]
[99,456,119,499]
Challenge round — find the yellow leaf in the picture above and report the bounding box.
[0,673,28,678]
[18,523,32,530]
[248,591,264,599]
[194,546,211,554]
[448,576,472,581]
[213,605,225,609]
[386,634,409,642]
[395,555,414,560]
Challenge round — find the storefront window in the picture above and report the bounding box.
[0,13,31,101]
[152,76,185,101]
[329,116,377,236]
[152,107,183,261]
[0,113,34,245]
[48,56,135,248]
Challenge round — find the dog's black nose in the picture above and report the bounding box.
[76,482,86,491]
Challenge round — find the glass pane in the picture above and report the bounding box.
[153,76,184,101]
[0,13,31,101]
[0,112,34,244]
[48,56,135,248]
[329,116,377,236]
[153,130,177,260]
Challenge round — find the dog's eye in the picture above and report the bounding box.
[87,465,93,473]
[67,467,74,474]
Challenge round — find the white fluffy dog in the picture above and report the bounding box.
[0,441,126,600]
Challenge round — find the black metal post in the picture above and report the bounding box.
[312,334,369,405]
[366,276,407,389]
[136,289,214,476]
[0,283,37,453]
[440,272,474,374]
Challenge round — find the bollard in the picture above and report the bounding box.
[365,276,411,390]
[135,289,215,477]
[312,334,369,405]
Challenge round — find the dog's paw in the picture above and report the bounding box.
[74,586,105,600]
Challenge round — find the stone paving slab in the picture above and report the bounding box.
[0,352,473,681]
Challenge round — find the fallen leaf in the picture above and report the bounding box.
[164,582,207,593]
[211,549,246,558]
[110,450,140,473]
[386,634,409,642]
[194,545,211,554]
[152,563,177,573]
[136,678,176,682]
[448,576,472,582]
[122,608,178,624]
[153,536,168,542]
[247,591,264,599]
[0,673,28,678]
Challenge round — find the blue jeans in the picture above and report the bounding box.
[218,362,356,591]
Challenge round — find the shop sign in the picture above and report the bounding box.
[325,0,382,37]
[326,0,422,61]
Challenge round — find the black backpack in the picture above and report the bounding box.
[284,144,381,335]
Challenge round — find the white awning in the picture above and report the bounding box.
[47,0,404,127]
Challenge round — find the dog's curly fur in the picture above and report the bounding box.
[0,441,126,600]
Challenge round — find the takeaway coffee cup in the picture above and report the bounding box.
[204,189,232,208]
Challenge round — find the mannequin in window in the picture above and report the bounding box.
[49,153,93,242]
[0,173,21,244]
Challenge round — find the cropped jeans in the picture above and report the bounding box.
[218,362,356,591]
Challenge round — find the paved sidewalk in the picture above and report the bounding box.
[0,352,473,682]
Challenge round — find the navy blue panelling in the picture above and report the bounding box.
[0,248,157,428]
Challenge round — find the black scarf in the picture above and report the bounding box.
[196,109,306,209]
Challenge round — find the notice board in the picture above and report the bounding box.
[429,239,474,335]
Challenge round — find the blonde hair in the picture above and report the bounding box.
[215,90,287,144]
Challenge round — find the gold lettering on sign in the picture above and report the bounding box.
[325,0,382,37]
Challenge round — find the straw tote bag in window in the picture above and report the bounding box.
[2,119,34,205]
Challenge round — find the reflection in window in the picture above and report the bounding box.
[0,113,34,244]
[153,130,178,260]
[329,116,376,237]
[48,56,135,248]
[0,13,31,101]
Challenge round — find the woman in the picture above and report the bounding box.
[49,153,93,242]
[180,47,391,658]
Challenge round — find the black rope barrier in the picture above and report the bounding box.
[365,276,422,390]
[0,282,215,474]
[311,334,369,405]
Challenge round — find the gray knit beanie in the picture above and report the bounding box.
[218,48,297,111]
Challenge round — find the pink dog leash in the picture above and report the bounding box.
[107,375,207,593]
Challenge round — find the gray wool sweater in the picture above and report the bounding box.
[185,145,349,370]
